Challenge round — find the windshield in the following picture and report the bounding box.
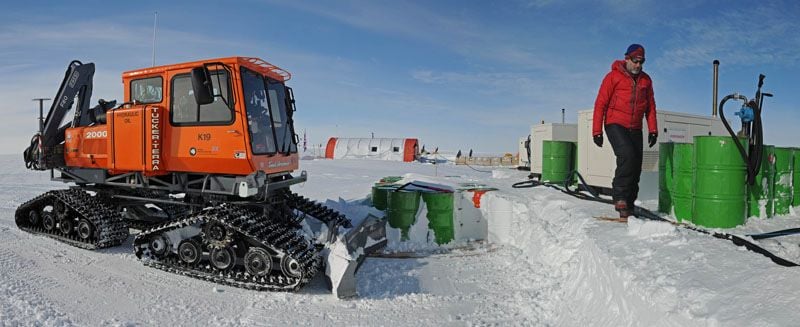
[266,78,297,154]
[241,68,277,154]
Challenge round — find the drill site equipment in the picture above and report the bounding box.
[16,58,387,298]
[529,123,577,178]
[511,59,800,268]
[370,176,499,246]
[577,109,727,198]
[512,169,800,268]
[541,140,577,184]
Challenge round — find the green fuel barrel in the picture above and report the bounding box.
[773,147,794,215]
[794,148,800,207]
[658,143,675,213]
[748,145,775,218]
[693,136,747,228]
[541,140,575,184]
[421,192,455,245]
[672,143,693,222]
[371,184,399,211]
[387,190,421,240]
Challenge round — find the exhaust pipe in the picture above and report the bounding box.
[712,60,719,116]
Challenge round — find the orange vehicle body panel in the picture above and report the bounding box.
[65,125,109,169]
[64,57,300,177]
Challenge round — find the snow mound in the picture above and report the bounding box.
[626,217,677,238]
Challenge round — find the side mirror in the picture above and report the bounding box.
[191,67,214,105]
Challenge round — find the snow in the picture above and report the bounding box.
[2,155,800,325]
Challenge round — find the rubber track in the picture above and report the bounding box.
[285,192,352,229]
[133,205,321,291]
[14,189,128,249]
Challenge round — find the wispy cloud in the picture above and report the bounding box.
[659,4,800,69]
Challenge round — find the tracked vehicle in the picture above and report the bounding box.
[16,57,384,295]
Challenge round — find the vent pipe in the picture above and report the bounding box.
[712,60,719,116]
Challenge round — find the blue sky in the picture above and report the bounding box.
[1,0,799,155]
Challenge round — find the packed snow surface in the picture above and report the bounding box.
[2,155,800,326]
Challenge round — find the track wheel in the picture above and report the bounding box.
[54,200,69,219]
[77,219,95,240]
[148,234,170,258]
[210,247,236,271]
[203,222,232,248]
[28,210,41,226]
[177,240,202,265]
[244,247,272,277]
[42,213,56,231]
[280,255,302,278]
[59,218,74,235]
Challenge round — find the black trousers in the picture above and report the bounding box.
[605,124,643,207]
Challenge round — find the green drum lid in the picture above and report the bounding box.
[541,140,575,184]
[421,192,455,245]
[387,190,421,240]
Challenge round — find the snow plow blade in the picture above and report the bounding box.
[325,213,387,298]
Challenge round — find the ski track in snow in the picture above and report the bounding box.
[1,155,800,326]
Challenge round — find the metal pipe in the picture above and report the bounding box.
[561,108,565,124]
[712,60,719,116]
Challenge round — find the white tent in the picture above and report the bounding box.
[325,137,419,162]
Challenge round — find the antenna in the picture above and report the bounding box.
[152,11,158,67]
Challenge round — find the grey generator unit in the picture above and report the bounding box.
[577,109,728,199]
[530,123,578,175]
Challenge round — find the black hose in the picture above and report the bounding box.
[718,94,750,170]
[747,228,800,240]
[23,134,41,170]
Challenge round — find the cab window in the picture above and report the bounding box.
[170,70,232,125]
[131,77,162,103]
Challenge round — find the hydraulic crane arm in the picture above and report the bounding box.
[24,60,94,170]
[42,60,95,147]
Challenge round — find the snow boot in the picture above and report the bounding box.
[614,200,631,221]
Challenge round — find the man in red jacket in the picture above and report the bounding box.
[592,44,658,219]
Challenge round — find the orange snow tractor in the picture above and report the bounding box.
[17,57,385,296]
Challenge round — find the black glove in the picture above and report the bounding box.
[593,134,603,147]
[648,133,658,147]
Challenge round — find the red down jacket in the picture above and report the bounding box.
[592,60,657,136]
